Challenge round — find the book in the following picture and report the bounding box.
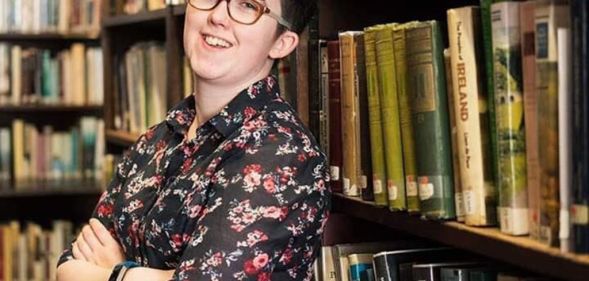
[327,40,343,194]
[332,241,426,281]
[447,6,497,226]
[349,253,374,281]
[340,31,364,197]
[520,0,541,241]
[375,23,407,211]
[412,262,480,281]
[491,1,529,235]
[535,0,570,246]
[372,247,465,281]
[557,27,572,253]
[444,48,465,222]
[405,21,456,220]
[364,25,388,206]
[570,0,589,254]
[393,22,420,213]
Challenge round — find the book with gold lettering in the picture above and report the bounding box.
[447,6,497,226]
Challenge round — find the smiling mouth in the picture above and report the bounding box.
[203,35,233,48]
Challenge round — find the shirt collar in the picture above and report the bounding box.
[165,75,281,138]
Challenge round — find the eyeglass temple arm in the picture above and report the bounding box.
[265,8,292,30]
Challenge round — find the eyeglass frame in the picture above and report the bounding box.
[187,0,293,30]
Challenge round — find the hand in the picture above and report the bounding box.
[72,218,126,269]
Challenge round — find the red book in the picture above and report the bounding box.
[327,40,343,193]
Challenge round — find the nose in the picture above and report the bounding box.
[208,0,231,28]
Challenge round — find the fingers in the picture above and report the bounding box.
[72,241,86,261]
[82,225,102,250]
[89,218,117,247]
[75,234,96,264]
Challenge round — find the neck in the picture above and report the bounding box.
[192,61,274,126]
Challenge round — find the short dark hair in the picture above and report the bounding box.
[280,0,317,34]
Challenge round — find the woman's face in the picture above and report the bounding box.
[183,0,289,86]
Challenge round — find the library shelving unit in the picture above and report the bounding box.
[0,32,105,226]
[318,1,589,281]
[102,5,187,151]
[97,1,589,281]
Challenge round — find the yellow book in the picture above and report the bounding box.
[339,31,364,197]
[375,23,406,211]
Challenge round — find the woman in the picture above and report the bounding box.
[56,0,330,280]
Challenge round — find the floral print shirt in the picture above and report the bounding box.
[58,75,331,280]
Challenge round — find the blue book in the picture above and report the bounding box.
[349,253,374,281]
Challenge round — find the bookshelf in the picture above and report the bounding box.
[332,194,589,281]
[0,0,105,227]
[102,6,186,149]
[56,1,589,281]
[317,0,589,280]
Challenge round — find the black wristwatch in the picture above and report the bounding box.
[108,261,140,281]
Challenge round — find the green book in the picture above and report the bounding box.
[405,21,456,220]
[375,23,407,211]
[393,22,420,213]
[480,0,499,194]
[364,25,389,206]
[491,1,529,235]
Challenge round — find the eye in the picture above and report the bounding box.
[240,0,259,11]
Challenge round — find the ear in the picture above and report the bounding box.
[269,30,299,59]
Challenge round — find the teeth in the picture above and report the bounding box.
[204,35,231,48]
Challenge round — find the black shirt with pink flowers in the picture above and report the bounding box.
[58,75,331,281]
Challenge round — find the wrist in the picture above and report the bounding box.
[108,261,140,281]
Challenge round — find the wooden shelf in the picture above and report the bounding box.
[103,9,168,28]
[106,129,141,147]
[331,193,589,281]
[0,179,103,198]
[0,33,99,41]
[0,104,103,114]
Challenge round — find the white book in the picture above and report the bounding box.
[558,27,572,253]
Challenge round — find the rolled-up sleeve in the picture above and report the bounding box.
[172,135,331,281]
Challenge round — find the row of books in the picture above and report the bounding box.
[313,0,588,253]
[109,0,176,16]
[0,0,101,36]
[113,41,167,133]
[0,117,105,185]
[0,220,76,281]
[313,241,549,281]
[0,43,104,106]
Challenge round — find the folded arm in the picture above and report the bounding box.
[56,218,175,281]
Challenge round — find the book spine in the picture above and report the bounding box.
[557,27,572,253]
[535,0,570,245]
[406,21,456,220]
[372,254,393,281]
[570,0,589,254]
[520,0,541,241]
[375,24,407,211]
[444,48,465,222]
[327,40,343,194]
[479,0,499,193]
[491,1,529,235]
[448,7,497,226]
[364,26,388,206]
[308,14,320,151]
[340,32,362,197]
[393,23,420,213]
[319,41,331,162]
[355,33,375,202]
